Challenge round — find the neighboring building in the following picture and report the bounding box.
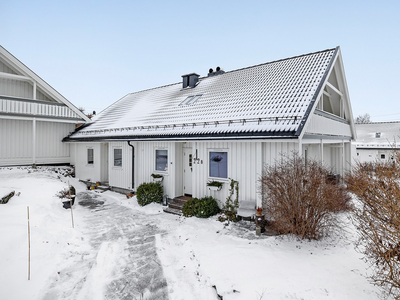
[354,122,400,163]
[64,47,355,208]
[0,45,90,166]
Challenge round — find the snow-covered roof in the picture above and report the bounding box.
[355,122,400,149]
[66,47,338,141]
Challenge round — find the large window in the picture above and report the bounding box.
[156,149,168,171]
[87,148,94,165]
[114,148,122,167]
[209,151,228,178]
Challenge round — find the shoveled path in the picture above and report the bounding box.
[42,191,169,300]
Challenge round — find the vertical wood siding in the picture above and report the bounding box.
[75,143,102,182]
[35,121,73,163]
[0,119,74,166]
[0,118,33,165]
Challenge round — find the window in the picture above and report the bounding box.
[209,151,228,178]
[376,132,381,138]
[87,148,94,165]
[381,154,386,159]
[114,148,122,167]
[156,150,168,171]
[179,94,202,106]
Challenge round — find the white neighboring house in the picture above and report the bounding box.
[353,122,400,163]
[0,46,90,167]
[64,47,356,208]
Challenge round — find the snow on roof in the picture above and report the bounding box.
[67,47,338,141]
[355,122,400,149]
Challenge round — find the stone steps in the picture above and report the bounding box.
[163,195,192,215]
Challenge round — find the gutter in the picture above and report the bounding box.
[127,141,135,190]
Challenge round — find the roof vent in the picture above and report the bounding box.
[208,66,225,77]
[182,73,200,88]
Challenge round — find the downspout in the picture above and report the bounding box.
[127,141,135,191]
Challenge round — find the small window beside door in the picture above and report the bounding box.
[156,149,168,171]
[114,148,122,167]
[87,148,94,165]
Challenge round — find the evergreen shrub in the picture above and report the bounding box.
[136,182,163,206]
[182,196,220,218]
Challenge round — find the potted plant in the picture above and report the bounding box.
[151,173,164,182]
[256,206,263,216]
[207,180,223,191]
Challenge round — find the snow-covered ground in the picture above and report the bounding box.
[0,166,386,300]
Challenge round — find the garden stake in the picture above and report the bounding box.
[27,206,30,280]
[68,181,74,228]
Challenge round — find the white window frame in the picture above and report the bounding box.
[87,147,94,166]
[113,147,122,168]
[155,148,168,173]
[208,149,229,180]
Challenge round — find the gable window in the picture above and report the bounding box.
[376,132,381,138]
[114,148,122,167]
[87,148,94,165]
[209,151,228,179]
[156,149,168,171]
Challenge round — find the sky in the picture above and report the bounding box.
[1,0,400,122]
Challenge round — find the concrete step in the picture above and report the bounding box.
[163,207,183,216]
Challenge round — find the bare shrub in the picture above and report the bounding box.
[260,152,351,240]
[346,151,400,299]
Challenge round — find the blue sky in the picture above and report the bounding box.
[1,0,400,121]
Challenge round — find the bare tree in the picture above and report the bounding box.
[346,151,400,299]
[260,152,351,240]
[355,113,371,124]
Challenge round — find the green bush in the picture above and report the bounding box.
[182,198,198,217]
[136,182,163,206]
[182,196,220,218]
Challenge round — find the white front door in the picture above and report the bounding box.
[183,148,193,196]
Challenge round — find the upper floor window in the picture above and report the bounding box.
[156,149,168,171]
[114,148,122,167]
[87,148,94,165]
[376,132,381,138]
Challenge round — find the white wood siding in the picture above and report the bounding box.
[0,119,74,166]
[35,121,73,163]
[306,114,352,137]
[0,118,33,165]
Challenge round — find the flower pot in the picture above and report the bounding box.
[153,177,163,182]
[208,186,221,191]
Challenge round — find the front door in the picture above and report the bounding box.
[183,148,193,196]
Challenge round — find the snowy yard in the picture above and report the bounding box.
[0,167,385,300]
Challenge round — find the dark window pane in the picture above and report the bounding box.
[156,150,168,171]
[87,149,94,164]
[114,149,122,167]
[209,151,227,178]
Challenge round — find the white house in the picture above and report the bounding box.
[353,122,400,163]
[0,45,90,166]
[64,46,356,209]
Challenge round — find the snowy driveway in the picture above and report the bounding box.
[42,191,169,300]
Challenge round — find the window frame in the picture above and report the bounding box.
[87,148,94,165]
[113,148,122,167]
[208,149,229,180]
[155,148,169,173]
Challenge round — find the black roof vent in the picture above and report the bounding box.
[208,66,225,77]
[182,73,200,89]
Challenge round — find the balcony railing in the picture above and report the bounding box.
[0,96,81,120]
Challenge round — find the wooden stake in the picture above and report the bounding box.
[68,181,74,228]
[27,206,30,281]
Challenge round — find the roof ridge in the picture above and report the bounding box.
[216,47,338,77]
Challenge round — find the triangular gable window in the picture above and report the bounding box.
[179,94,202,106]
